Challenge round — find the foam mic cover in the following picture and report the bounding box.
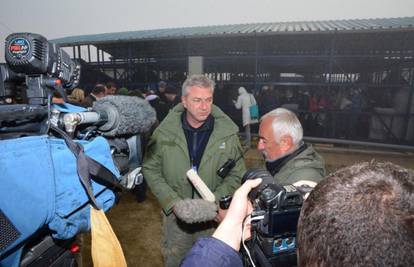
[174,199,217,224]
[93,95,156,137]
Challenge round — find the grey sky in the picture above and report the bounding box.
[1,0,413,62]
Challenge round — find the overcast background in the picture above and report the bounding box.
[1,0,413,62]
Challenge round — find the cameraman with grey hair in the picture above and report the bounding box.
[258,108,325,189]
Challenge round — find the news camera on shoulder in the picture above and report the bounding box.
[0,33,156,267]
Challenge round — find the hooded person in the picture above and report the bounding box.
[233,86,258,147]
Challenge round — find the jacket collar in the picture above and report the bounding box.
[266,142,307,176]
[181,111,214,132]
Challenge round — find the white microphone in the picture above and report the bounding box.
[186,169,216,202]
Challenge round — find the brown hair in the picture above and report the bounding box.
[297,161,414,266]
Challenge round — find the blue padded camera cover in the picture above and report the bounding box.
[0,135,120,266]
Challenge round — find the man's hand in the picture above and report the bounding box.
[212,178,262,251]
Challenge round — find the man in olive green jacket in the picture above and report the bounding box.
[257,108,325,189]
[143,75,245,267]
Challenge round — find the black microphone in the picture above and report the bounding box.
[63,95,156,137]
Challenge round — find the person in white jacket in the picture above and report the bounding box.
[233,86,258,147]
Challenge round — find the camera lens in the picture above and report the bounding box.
[261,187,277,200]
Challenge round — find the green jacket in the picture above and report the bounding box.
[143,103,246,214]
[274,145,325,185]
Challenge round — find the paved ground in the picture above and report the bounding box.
[81,144,414,267]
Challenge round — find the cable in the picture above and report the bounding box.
[241,213,265,267]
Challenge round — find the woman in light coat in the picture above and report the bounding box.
[233,86,258,147]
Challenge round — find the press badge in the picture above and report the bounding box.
[219,142,226,149]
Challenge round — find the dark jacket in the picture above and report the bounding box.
[181,237,242,267]
[143,103,246,214]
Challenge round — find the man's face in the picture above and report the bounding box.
[257,117,284,161]
[181,86,213,128]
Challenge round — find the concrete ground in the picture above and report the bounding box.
[81,143,414,267]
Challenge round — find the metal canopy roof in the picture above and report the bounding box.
[52,17,414,46]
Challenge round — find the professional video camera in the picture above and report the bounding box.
[242,169,304,267]
[0,33,156,267]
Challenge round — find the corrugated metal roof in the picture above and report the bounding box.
[52,17,414,46]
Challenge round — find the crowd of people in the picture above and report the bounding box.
[64,78,399,143]
[63,76,412,266]
[197,83,390,142]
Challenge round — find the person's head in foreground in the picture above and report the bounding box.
[297,161,414,267]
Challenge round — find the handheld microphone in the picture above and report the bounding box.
[172,170,217,224]
[63,95,156,137]
[174,199,217,224]
[186,169,216,202]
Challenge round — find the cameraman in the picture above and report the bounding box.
[182,161,414,267]
[297,161,414,266]
[181,178,262,267]
[258,108,325,190]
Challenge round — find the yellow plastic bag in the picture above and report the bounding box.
[91,207,127,267]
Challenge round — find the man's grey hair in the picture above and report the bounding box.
[181,75,215,96]
[261,108,303,146]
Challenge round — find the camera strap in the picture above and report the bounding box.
[50,125,121,209]
[50,126,127,267]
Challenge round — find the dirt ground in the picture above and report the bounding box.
[81,144,414,267]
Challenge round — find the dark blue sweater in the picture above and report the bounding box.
[181,237,242,267]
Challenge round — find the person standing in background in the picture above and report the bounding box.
[233,86,258,148]
[82,84,106,107]
[157,81,168,102]
[106,81,117,95]
[67,88,85,105]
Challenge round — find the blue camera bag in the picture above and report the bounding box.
[0,134,120,266]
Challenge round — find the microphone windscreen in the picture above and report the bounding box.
[93,95,156,137]
[174,199,217,224]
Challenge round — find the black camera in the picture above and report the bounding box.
[242,169,303,267]
[3,32,80,105]
[0,33,82,139]
[0,33,152,267]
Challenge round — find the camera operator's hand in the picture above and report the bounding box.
[212,178,262,251]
